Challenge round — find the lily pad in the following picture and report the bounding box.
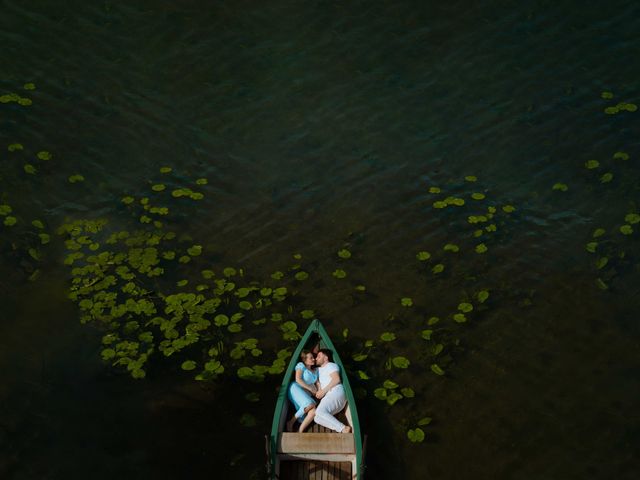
[332,269,347,279]
[458,302,473,313]
[624,213,640,225]
[294,271,309,281]
[400,297,413,307]
[552,183,568,192]
[464,175,477,182]
[443,243,459,253]
[471,192,485,200]
[416,251,431,261]
[160,166,172,173]
[585,159,600,169]
[475,243,488,254]
[181,360,197,371]
[338,249,351,259]
[421,329,433,340]
[453,313,466,323]
[432,264,444,274]
[477,290,490,303]
[428,186,441,193]
[380,332,396,342]
[37,151,52,160]
[612,151,629,160]
[430,364,445,375]
[392,356,410,369]
[620,225,633,235]
[600,173,613,183]
[592,228,606,238]
[152,184,166,192]
[407,428,425,443]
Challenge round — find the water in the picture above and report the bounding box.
[1,0,639,478]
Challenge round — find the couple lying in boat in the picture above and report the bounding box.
[286,347,353,434]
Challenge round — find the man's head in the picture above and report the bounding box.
[315,348,333,366]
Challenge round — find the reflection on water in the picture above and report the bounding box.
[1,0,639,478]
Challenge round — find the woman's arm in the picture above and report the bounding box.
[295,369,316,394]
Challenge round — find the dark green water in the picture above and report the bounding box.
[1,0,639,478]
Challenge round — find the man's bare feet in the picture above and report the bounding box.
[341,426,352,433]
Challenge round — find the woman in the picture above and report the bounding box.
[286,349,319,432]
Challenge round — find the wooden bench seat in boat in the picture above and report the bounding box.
[278,433,355,454]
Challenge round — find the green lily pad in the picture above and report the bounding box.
[407,428,425,443]
[355,285,366,292]
[604,106,619,114]
[427,316,440,325]
[613,151,629,160]
[502,205,516,213]
[624,213,640,224]
[600,172,613,183]
[4,216,17,226]
[187,245,202,256]
[453,313,466,323]
[418,417,432,426]
[585,159,600,169]
[475,243,487,254]
[595,278,608,290]
[433,201,447,209]
[428,186,441,193]
[593,228,606,238]
[270,271,284,280]
[443,243,459,253]
[152,184,166,191]
[477,290,490,303]
[338,249,351,259]
[380,332,396,342]
[430,364,445,375]
[239,413,256,427]
[332,269,347,279]
[464,175,477,182]
[223,267,237,277]
[24,164,37,174]
[294,271,309,281]
[432,264,444,274]
[374,388,387,400]
[196,178,208,185]
[620,225,633,235]
[400,297,413,307]
[596,257,608,269]
[37,151,52,160]
[421,329,433,340]
[471,192,485,200]
[181,360,197,371]
[383,379,399,389]
[300,309,315,319]
[68,174,85,183]
[586,242,598,253]
[0,205,12,215]
[416,251,431,261]
[392,356,410,369]
[160,166,172,173]
[552,183,568,191]
[601,91,614,99]
[387,392,403,406]
[8,143,24,152]
[401,387,415,398]
[458,302,473,313]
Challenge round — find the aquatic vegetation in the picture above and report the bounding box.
[407,428,425,443]
[475,243,487,254]
[332,269,347,278]
[443,243,459,253]
[337,248,351,259]
[68,174,85,183]
[430,364,445,375]
[585,160,600,169]
[619,225,633,235]
[400,297,413,307]
[416,251,431,261]
[552,183,568,191]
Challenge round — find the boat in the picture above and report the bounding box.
[266,319,366,479]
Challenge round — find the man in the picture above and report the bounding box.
[313,348,352,433]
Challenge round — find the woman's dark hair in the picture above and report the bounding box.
[318,348,333,362]
[300,349,314,361]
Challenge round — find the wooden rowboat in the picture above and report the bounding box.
[266,319,366,479]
